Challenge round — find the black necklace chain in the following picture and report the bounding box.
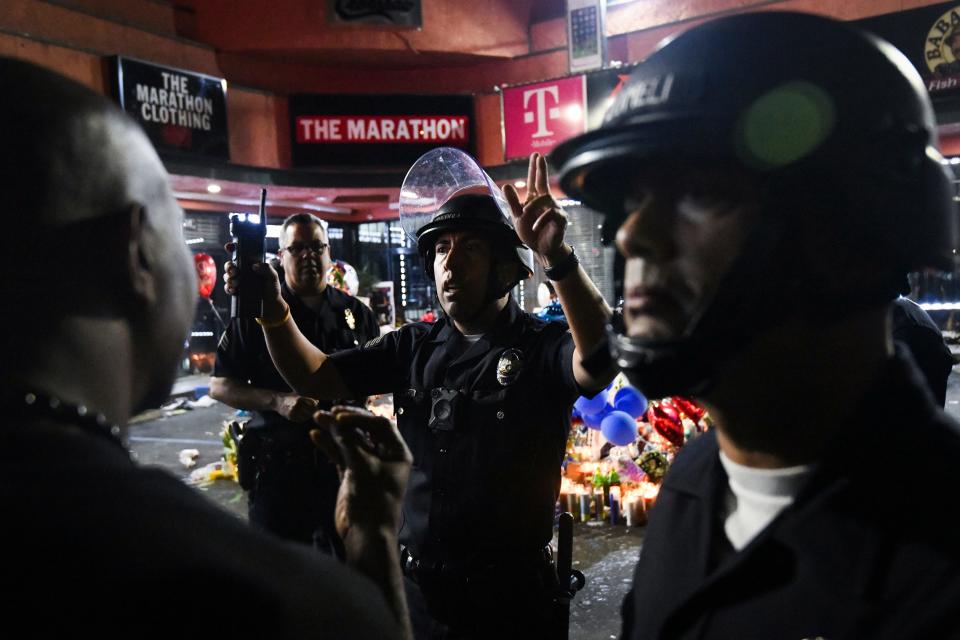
[3,389,129,453]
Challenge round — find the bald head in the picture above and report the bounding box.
[0,56,197,416]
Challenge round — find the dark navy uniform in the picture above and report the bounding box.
[329,299,581,637]
[621,348,960,639]
[215,282,378,550]
[892,297,954,407]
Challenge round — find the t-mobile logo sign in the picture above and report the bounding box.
[523,86,561,138]
[504,75,584,159]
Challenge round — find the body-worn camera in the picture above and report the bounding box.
[428,387,462,432]
[229,188,267,319]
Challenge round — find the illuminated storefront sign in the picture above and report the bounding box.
[501,75,586,161]
[111,56,228,160]
[290,94,474,167]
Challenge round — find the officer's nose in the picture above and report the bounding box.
[441,242,467,272]
[615,190,676,263]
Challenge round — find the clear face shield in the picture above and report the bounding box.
[398,147,516,246]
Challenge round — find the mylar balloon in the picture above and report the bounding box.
[194,253,216,299]
[646,402,685,447]
[601,410,638,446]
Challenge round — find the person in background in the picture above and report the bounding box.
[0,56,410,639]
[553,11,960,638]
[892,295,954,406]
[211,213,378,553]
[227,151,615,638]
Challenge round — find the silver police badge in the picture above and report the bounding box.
[496,349,523,386]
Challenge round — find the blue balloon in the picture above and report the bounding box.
[613,386,647,419]
[582,407,608,430]
[601,410,638,446]
[575,391,608,417]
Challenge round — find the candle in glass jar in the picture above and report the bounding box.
[579,491,591,522]
[609,486,621,525]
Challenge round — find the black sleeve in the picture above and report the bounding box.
[328,327,415,397]
[895,325,954,407]
[541,322,581,400]
[355,299,381,345]
[213,319,252,381]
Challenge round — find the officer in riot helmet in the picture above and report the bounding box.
[553,11,960,638]
[226,148,614,638]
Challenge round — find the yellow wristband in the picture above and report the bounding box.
[255,302,291,329]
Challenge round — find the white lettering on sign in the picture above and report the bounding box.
[522,86,561,138]
[295,116,470,144]
[134,71,215,131]
[604,74,674,123]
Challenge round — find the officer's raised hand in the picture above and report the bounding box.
[222,241,285,318]
[502,152,570,264]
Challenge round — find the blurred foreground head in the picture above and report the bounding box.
[0,57,196,416]
[553,11,958,398]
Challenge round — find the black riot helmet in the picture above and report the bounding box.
[400,148,534,297]
[552,11,957,398]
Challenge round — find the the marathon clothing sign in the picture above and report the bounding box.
[111,56,228,160]
[289,94,474,167]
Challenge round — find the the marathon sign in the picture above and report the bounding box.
[502,75,586,161]
[296,115,468,144]
[111,56,228,160]
[290,94,474,167]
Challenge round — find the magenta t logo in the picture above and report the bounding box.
[523,85,561,138]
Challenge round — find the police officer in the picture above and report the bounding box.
[211,212,378,552]
[230,149,614,638]
[553,11,960,638]
[892,295,954,406]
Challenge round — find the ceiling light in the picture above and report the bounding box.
[206,184,222,194]
[514,180,526,188]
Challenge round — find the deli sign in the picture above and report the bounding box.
[290,94,474,167]
[111,56,228,160]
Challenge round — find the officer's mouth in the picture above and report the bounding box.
[442,282,465,298]
[623,285,684,320]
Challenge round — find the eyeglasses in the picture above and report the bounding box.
[283,241,328,255]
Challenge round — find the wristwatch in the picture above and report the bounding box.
[544,245,579,281]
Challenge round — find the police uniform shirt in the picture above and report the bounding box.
[214,282,379,426]
[328,299,580,569]
[892,297,954,407]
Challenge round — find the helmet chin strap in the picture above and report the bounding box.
[613,202,903,400]
[613,205,797,399]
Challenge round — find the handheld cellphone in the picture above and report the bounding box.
[229,188,267,319]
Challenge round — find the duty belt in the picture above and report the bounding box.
[399,544,553,581]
